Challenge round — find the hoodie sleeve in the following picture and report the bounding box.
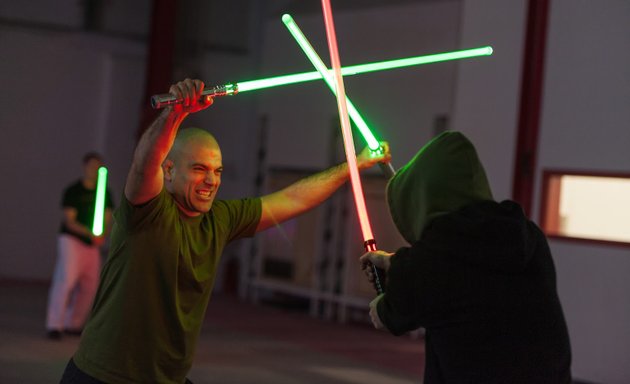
[376,247,421,336]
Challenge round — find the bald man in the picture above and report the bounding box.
[61,79,391,383]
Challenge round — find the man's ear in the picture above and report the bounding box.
[162,159,174,181]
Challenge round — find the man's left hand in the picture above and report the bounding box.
[357,141,392,170]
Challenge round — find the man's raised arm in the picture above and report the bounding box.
[124,79,213,205]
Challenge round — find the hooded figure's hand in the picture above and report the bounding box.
[369,294,387,330]
[360,250,393,282]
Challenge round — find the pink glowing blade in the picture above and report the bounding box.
[320,0,374,244]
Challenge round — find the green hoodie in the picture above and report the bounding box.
[386,131,494,244]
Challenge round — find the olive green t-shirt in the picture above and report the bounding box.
[73,189,261,383]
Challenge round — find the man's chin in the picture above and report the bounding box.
[194,202,213,213]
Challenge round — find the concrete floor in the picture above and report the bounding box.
[0,282,424,383]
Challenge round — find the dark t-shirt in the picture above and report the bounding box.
[74,189,261,383]
[59,180,115,245]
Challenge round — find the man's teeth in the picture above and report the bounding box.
[197,190,211,197]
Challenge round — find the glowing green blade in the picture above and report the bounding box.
[92,166,108,236]
[281,14,380,150]
[151,46,492,108]
[237,46,493,93]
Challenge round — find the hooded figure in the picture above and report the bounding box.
[361,131,572,383]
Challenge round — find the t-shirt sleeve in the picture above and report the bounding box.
[377,247,422,336]
[114,189,170,233]
[213,198,262,242]
[105,188,115,209]
[61,185,76,209]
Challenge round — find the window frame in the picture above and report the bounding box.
[539,169,630,248]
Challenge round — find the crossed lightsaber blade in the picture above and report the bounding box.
[282,12,387,293]
[150,42,492,184]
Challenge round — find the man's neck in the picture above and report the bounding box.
[82,177,96,190]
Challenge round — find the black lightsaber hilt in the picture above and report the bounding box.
[378,162,396,178]
[150,82,238,109]
[364,239,385,294]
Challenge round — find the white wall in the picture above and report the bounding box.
[453,0,527,201]
[535,1,630,383]
[0,21,146,280]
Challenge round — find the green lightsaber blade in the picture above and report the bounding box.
[282,14,381,150]
[151,46,493,108]
[238,45,493,92]
[92,166,108,236]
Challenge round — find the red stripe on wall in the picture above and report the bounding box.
[512,0,551,216]
[137,0,177,141]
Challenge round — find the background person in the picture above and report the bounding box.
[46,152,114,339]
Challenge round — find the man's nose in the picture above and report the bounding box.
[204,172,218,185]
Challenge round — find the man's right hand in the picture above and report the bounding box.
[168,78,214,115]
[90,234,105,247]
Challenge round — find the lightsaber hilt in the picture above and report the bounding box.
[369,146,395,179]
[364,239,385,294]
[379,162,396,178]
[150,82,238,109]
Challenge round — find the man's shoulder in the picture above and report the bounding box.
[64,179,84,192]
[210,197,261,213]
[61,180,87,202]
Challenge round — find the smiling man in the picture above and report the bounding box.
[163,128,223,216]
[60,78,391,384]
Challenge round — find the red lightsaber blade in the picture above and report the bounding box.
[321,0,383,294]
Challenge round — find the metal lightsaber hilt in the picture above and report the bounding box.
[150,82,239,109]
[364,239,385,294]
[370,147,396,179]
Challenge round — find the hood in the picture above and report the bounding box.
[386,131,494,244]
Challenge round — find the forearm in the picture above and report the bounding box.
[257,163,350,231]
[279,155,382,211]
[131,108,186,176]
[256,142,391,232]
[103,210,113,237]
[64,219,93,238]
[282,162,350,208]
[125,108,187,202]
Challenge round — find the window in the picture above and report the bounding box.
[540,170,630,246]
